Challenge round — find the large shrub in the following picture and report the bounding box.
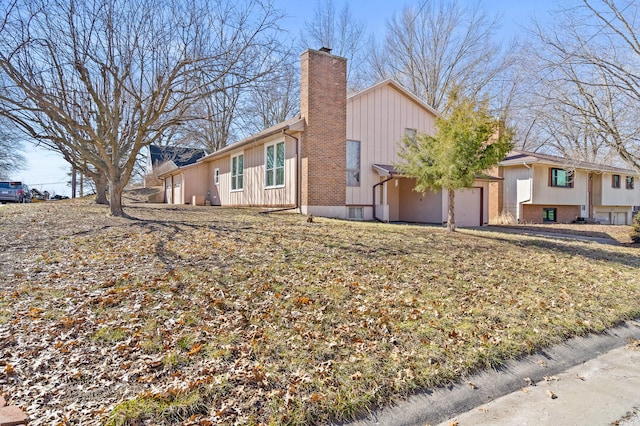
[632,213,640,243]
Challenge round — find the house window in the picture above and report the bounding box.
[214,168,220,185]
[550,168,573,188]
[405,128,417,146]
[625,176,634,189]
[612,174,621,189]
[265,141,285,187]
[231,154,244,191]
[346,140,361,187]
[543,208,557,222]
[348,207,364,220]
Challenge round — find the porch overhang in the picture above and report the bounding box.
[372,164,403,177]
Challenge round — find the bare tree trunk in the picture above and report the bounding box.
[108,180,125,217]
[447,188,456,232]
[71,168,77,199]
[94,173,108,205]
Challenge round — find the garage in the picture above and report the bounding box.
[454,188,482,227]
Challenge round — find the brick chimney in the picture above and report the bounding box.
[299,49,347,217]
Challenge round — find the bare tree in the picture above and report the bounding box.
[238,60,300,135]
[368,0,516,112]
[0,0,284,216]
[299,0,368,92]
[529,0,640,170]
[0,119,25,179]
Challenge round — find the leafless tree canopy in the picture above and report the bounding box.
[527,0,640,169]
[299,0,368,92]
[0,119,25,179]
[0,0,285,215]
[368,0,514,112]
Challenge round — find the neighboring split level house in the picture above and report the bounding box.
[159,48,498,227]
[495,150,640,224]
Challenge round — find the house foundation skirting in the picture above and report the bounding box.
[521,204,580,224]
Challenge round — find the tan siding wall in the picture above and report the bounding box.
[531,165,587,205]
[398,179,442,223]
[183,165,210,204]
[599,173,640,206]
[346,84,436,206]
[203,135,297,207]
[501,165,532,219]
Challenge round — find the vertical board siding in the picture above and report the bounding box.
[346,83,436,206]
[204,135,297,207]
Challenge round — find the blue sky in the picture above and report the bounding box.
[17,0,558,196]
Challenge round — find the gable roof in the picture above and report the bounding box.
[149,145,209,168]
[500,150,639,175]
[348,79,440,118]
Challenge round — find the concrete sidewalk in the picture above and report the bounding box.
[347,320,640,426]
[437,340,640,426]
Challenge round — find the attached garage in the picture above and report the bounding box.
[454,188,482,227]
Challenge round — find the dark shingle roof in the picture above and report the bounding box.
[149,145,209,168]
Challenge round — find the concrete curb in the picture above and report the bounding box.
[346,319,640,426]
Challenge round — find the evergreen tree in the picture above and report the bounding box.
[398,91,513,231]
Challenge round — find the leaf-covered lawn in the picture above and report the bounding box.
[1,201,639,425]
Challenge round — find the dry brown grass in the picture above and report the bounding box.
[1,201,639,425]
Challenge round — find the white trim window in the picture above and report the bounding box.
[265,141,285,188]
[231,154,244,191]
[346,140,361,187]
[214,168,220,185]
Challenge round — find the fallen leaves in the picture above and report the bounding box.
[1,201,639,425]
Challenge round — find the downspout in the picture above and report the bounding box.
[373,175,394,222]
[259,127,301,215]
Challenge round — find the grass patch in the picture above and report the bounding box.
[1,202,639,424]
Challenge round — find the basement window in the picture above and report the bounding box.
[543,208,557,222]
[348,207,364,220]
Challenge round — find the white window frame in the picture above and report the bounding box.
[265,140,285,188]
[231,153,244,192]
[346,140,361,187]
[214,168,220,185]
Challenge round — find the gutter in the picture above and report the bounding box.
[259,127,301,215]
[372,176,395,222]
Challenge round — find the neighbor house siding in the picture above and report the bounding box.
[530,165,587,206]
[501,165,532,220]
[599,172,640,206]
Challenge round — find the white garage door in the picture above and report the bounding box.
[165,178,172,204]
[172,175,182,205]
[454,188,481,227]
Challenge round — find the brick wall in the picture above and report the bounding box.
[522,204,581,224]
[300,49,347,207]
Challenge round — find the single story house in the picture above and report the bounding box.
[159,48,498,227]
[145,145,208,189]
[493,150,640,224]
